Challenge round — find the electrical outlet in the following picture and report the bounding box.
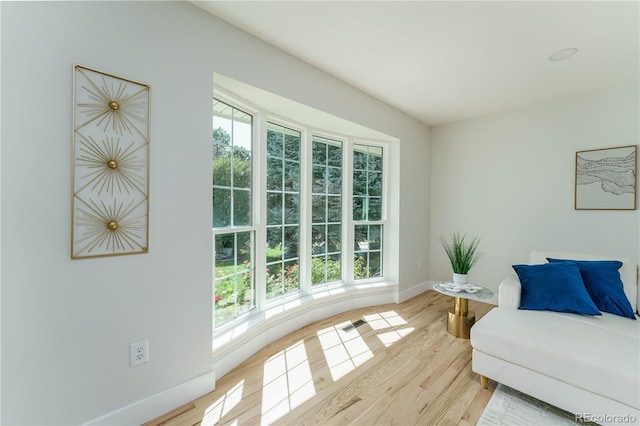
[130,339,149,367]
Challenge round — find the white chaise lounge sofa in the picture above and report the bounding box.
[471,251,639,425]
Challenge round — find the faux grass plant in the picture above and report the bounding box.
[439,232,481,274]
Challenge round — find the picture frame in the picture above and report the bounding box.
[575,145,637,210]
[71,64,151,258]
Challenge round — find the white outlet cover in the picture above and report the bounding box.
[130,339,149,367]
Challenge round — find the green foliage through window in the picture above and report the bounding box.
[213,99,255,326]
[266,123,301,298]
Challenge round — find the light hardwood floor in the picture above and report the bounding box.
[145,290,496,426]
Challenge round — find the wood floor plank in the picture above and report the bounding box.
[150,290,495,426]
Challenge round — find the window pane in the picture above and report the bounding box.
[369,252,382,278]
[353,150,367,170]
[267,124,283,156]
[352,170,367,195]
[312,195,326,223]
[354,225,368,250]
[354,255,368,279]
[369,147,383,171]
[213,188,231,228]
[215,233,235,260]
[233,147,251,189]
[266,268,283,298]
[214,275,234,325]
[327,144,342,167]
[312,225,326,255]
[312,141,326,164]
[312,165,326,193]
[369,224,382,250]
[284,226,299,258]
[283,259,299,292]
[284,194,299,224]
[327,167,342,194]
[235,271,253,315]
[237,231,252,263]
[285,132,300,161]
[233,189,251,226]
[368,171,382,197]
[352,196,365,221]
[266,227,282,262]
[267,192,282,225]
[212,145,231,187]
[311,256,327,285]
[368,197,382,221]
[267,158,283,190]
[327,224,341,253]
[214,231,255,326]
[284,161,300,192]
[327,196,341,222]
[327,253,342,281]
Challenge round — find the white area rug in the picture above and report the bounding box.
[477,384,599,426]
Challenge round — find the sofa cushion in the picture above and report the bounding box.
[547,258,636,319]
[512,263,601,316]
[471,308,640,410]
[529,251,638,314]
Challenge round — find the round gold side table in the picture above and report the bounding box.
[432,282,494,339]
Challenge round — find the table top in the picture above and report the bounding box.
[432,282,494,301]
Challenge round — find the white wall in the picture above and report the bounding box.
[430,84,640,302]
[0,1,430,424]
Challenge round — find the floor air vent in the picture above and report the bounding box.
[342,319,367,332]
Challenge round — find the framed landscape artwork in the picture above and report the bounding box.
[575,145,637,210]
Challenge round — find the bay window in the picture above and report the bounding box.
[213,95,388,330]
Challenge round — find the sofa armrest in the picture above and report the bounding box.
[498,274,521,309]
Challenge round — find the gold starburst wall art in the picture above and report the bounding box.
[72,65,150,258]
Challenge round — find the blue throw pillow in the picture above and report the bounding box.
[512,263,601,316]
[547,258,636,320]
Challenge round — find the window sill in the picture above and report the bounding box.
[212,280,397,374]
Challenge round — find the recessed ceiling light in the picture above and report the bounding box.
[548,48,579,61]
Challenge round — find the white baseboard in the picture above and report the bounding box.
[398,280,433,303]
[84,370,215,426]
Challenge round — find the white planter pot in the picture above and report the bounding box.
[452,273,468,285]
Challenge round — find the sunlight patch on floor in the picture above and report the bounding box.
[261,340,315,425]
[362,311,413,347]
[363,310,408,329]
[201,380,244,426]
[377,327,415,347]
[317,321,374,381]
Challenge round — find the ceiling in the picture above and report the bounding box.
[196,1,639,126]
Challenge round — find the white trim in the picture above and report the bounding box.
[213,84,261,116]
[83,370,215,426]
[398,280,435,304]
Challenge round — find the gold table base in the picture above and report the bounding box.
[446,297,475,339]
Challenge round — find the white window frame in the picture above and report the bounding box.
[212,88,261,327]
[212,89,390,333]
